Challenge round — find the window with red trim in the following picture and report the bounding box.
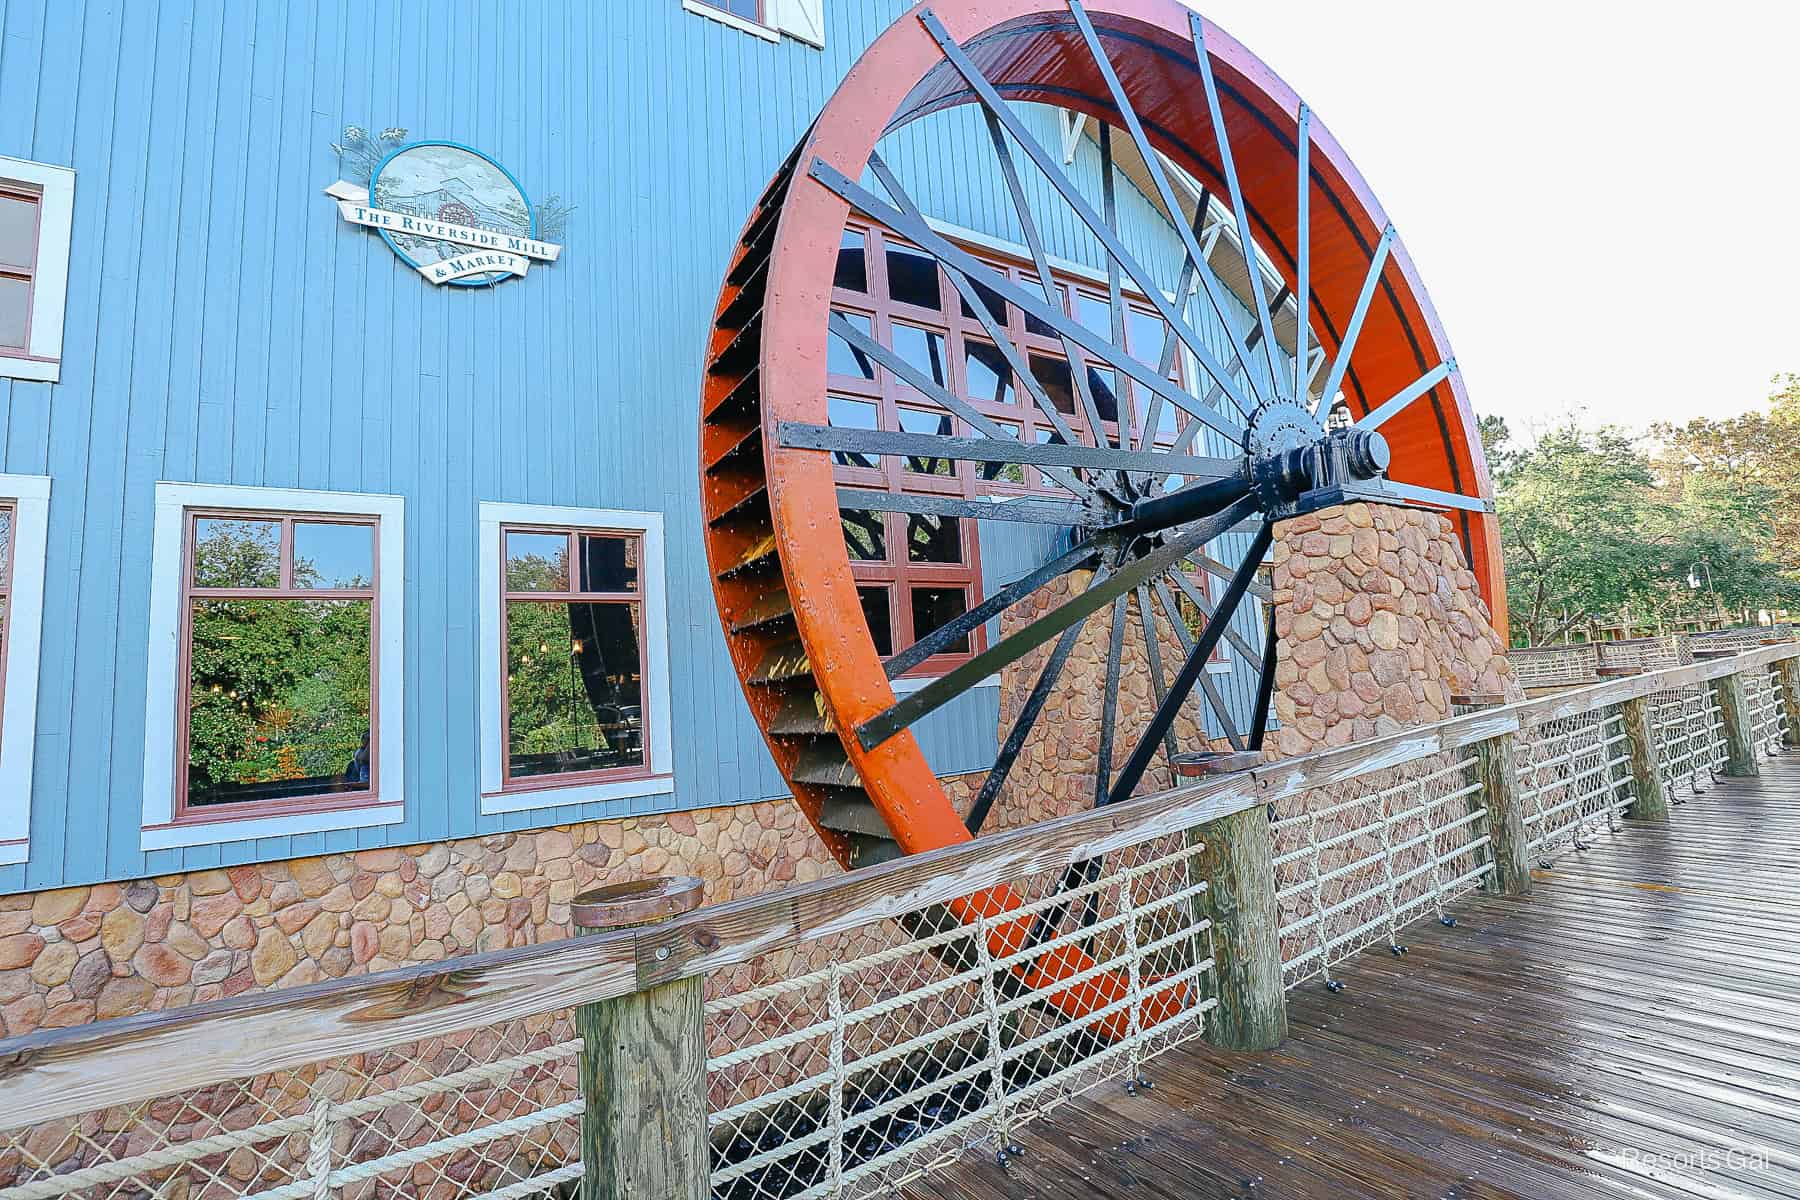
[0,184,40,355]
[178,511,378,816]
[828,221,1202,673]
[500,525,648,788]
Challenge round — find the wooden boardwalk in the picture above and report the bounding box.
[908,754,1800,1200]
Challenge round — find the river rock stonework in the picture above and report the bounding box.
[1270,502,1521,756]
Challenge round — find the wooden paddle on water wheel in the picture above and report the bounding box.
[700,0,1499,1035]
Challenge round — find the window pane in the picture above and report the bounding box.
[1029,353,1077,415]
[958,277,1009,325]
[911,588,970,653]
[858,586,893,657]
[886,245,942,310]
[505,600,644,780]
[578,534,639,593]
[1023,285,1060,338]
[1088,366,1120,424]
[0,195,35,269]
[906,513,962,564]
[890,323,946,390]
[292,522,374,589]
[842,510,886,561]
[191,518,281,588]
[1075,293,1112,336]
[834,229,866,293]
[897,405,953,476]
[703,0,760,17]
[0,277,29,350]
[505,531,570,591]
[827,311,876,380]
[185,598,372,807]
[1126,308,1167,366]
[827,395,881,469]
[964,341,1013,406]
[979,421,1024,485]
[1035,425,1067,487]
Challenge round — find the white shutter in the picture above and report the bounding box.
[767,0,824,47]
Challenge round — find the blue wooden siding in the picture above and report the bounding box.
[0,0,1264,895]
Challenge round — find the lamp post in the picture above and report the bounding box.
[1687,559,1722,627]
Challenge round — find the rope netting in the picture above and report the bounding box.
[0,1014,582,1200]
[1271,752,1489,989]
[703,835,1213,1200]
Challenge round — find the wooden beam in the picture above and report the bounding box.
[1193,805,1285,1050]
[1474,733,1531,896]
[1619,695,1672,821]
[1778,658,1800,750]
[1711,672,1759,777]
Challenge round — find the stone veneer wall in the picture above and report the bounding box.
[0,796,854,1037]
[1269,503,1521,756]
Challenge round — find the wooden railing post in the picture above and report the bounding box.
[573,877,708,1200]
[1619,694,1671,821]
[1193,802,1286,1050]
[1776,657,1800,749]
[1474,732,1532,895]
[1711,671,1759,777]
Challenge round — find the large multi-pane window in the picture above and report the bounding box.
[0,183,40,355]
[0,475,47,865]
[0,156,74,383]
[178,511,379,813]
[141,484,405,850]
[828,221,1199,673]
[500,526,647,787]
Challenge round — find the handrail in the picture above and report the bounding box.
[2,641,1796,1126]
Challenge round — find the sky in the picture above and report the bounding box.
[1187,0,1800,438]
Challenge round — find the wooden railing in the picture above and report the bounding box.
[1,643,1796,1199]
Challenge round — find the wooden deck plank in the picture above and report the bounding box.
[906,753,1800,1199]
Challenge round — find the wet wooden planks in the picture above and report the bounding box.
[907,755,1800,1200]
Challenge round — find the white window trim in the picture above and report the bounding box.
[681,0,779,42]
[0,475,50,864]
[139,483,406,850]
[478,502,675,814]
[0,156,76,384]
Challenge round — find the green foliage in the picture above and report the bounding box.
[1490,389,1800,644]
[187,598,371,798]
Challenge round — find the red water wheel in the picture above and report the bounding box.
[700,0,1496,1022]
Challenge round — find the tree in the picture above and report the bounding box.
[1494,424,1668,644]
[1652,373,1800,571]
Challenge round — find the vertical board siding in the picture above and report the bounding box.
[0,0,1260,894]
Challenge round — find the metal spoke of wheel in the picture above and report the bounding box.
[813,160,1249,445]
[1355,360,1455,431]
[828,310,1092,497]
[864,153,1094,476]
[784,420,1237,481]
[1064,1,1268,410]
[1143,284,1290,498]
[1164,563,1263,663]
[1150,576,1246,751]
[1098,124,1134,453]
[978,109,1113,448]
[885,537,1102,679]
[834,487,1091,527]
[1294,103,1312,406]
[855,493,1261,751]
[1137,197,1209,453]
[1248,596,1279,751]
[1107,521,1274,805]
[1095,593,1129,807]
[1184,9,1286,400]
[964,613,1088,836]
[1369,479,1494,514]
[1312,223,1397,418]
[915,10,1262,422]
[1134,585,1181,766]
